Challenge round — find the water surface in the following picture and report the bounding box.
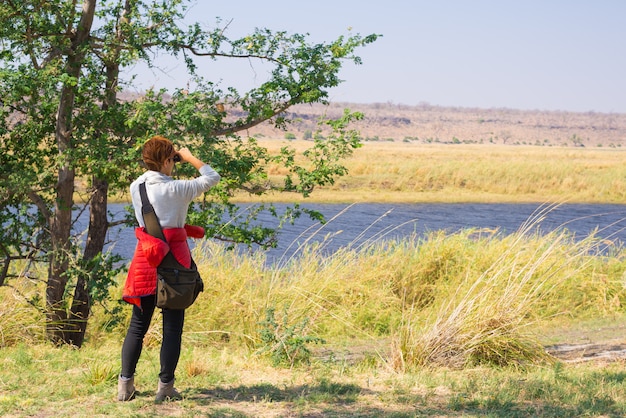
[97,203,626,266]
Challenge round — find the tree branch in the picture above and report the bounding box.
[183,45,285,66]
[27,190,51,222]
[212,100,296,137]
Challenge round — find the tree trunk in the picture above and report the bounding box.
[46,0,96,346]
[47,92,77,344]
[67,177,109,347]
[65,2,124,345]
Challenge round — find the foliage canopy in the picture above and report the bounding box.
[0,0,378,346]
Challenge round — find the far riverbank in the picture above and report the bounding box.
[232,142,626,204]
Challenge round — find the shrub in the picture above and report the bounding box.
[256,307,325,366]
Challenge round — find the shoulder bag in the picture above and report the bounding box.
[139,182,204,310]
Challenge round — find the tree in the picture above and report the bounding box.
[0,0,379,347]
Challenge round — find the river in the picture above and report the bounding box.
[95,203,626,266]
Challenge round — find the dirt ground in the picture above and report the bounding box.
[544,319,626,363]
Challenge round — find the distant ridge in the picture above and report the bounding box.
[118,92,626,147]
[249,102,626,147]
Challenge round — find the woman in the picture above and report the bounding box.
[118,135,221,402]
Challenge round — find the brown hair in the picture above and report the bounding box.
[142,135,176,171]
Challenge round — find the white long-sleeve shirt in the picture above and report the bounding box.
[130,164,221,229]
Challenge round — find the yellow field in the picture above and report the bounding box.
[233,140,626,204]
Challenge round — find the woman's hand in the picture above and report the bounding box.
[176,147,206,170]
[177,147,193,162]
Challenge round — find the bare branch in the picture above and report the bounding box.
[239,183,271,195]
[108,219,128,228]
[27,191,51,221]
[184,46,285,66]
[212,100,295,137]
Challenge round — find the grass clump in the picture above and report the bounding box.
[391,208,622,370]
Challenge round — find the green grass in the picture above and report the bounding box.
[2,215,626,416]
[1,341,625,416]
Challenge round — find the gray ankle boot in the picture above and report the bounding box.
[117,375,135,401]
[155,378,182,402]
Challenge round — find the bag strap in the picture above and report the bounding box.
[139,182,166,241]
[138,182,186,270]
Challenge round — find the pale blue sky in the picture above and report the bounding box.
[130,0,626,113]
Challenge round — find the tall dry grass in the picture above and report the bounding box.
[0,261,47,347]
[391,205,624,371]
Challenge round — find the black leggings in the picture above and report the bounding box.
[120,294,185,383]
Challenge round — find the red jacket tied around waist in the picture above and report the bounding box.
[123,224,205,308]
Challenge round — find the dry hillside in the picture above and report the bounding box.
[245,102,626,148]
